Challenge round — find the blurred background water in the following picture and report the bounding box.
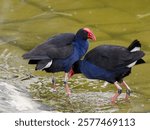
[0,0,150,112]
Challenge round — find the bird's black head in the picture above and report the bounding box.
[75,28,96,41]
[68,60,82,78]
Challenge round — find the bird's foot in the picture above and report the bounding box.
[50,88,57,93]
[111,82,122,103]
[66,91,71,97]
[111,100,116,104]
[124,94,130,102]
[65,84,71,97]
[111,92,121,104]
[101,81,109,88]
[111,97,117,104]
[124,89,131,101]
[50,84,57,93]
[65,87,71,97]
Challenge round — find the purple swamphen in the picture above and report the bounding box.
[22,28,96,96]
[69,40,145,102]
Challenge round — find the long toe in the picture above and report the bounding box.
[111,97,117,104]
[66,88,71,96]
[101,81,109,88]
[124,94,130,101]
[124,94,129,101]
[67,92,71,97]
[124,89,131,100]
[50,88,57,93]
[111,93,120,103]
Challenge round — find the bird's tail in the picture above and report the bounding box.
[127,39,141,52]
[128,39,145,65]
[135,59,145,65]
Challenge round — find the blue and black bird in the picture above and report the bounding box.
[22,28,96,95]
[69,40,145,102]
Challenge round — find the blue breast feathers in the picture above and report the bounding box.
[63,40,89,72]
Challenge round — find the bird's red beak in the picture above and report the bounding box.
[83,28,96,41]
[68,68,74,79]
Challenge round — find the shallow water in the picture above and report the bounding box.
[0,0,150,112]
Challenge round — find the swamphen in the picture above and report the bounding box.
[69,40,145,102]
[22,28,96,96]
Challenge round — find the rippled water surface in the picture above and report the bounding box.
[0,0,150,112]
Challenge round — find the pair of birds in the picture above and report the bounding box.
[23,28,145,103]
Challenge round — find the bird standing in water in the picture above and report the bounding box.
[69,40,145,103]
[22,28,96,96]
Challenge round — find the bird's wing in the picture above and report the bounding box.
[22,33,75,60]
[84,45,145,70]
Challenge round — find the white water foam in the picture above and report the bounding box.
[0,82,53,112]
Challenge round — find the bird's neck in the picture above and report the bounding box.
[74,38,89,57]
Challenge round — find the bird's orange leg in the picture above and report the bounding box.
[64,73,71,96]
[121,80,131,100]
[111,81,122,103]
[50,74,57,92]
[101,81,109,88]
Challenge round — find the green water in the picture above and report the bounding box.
[0,0,150,112]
